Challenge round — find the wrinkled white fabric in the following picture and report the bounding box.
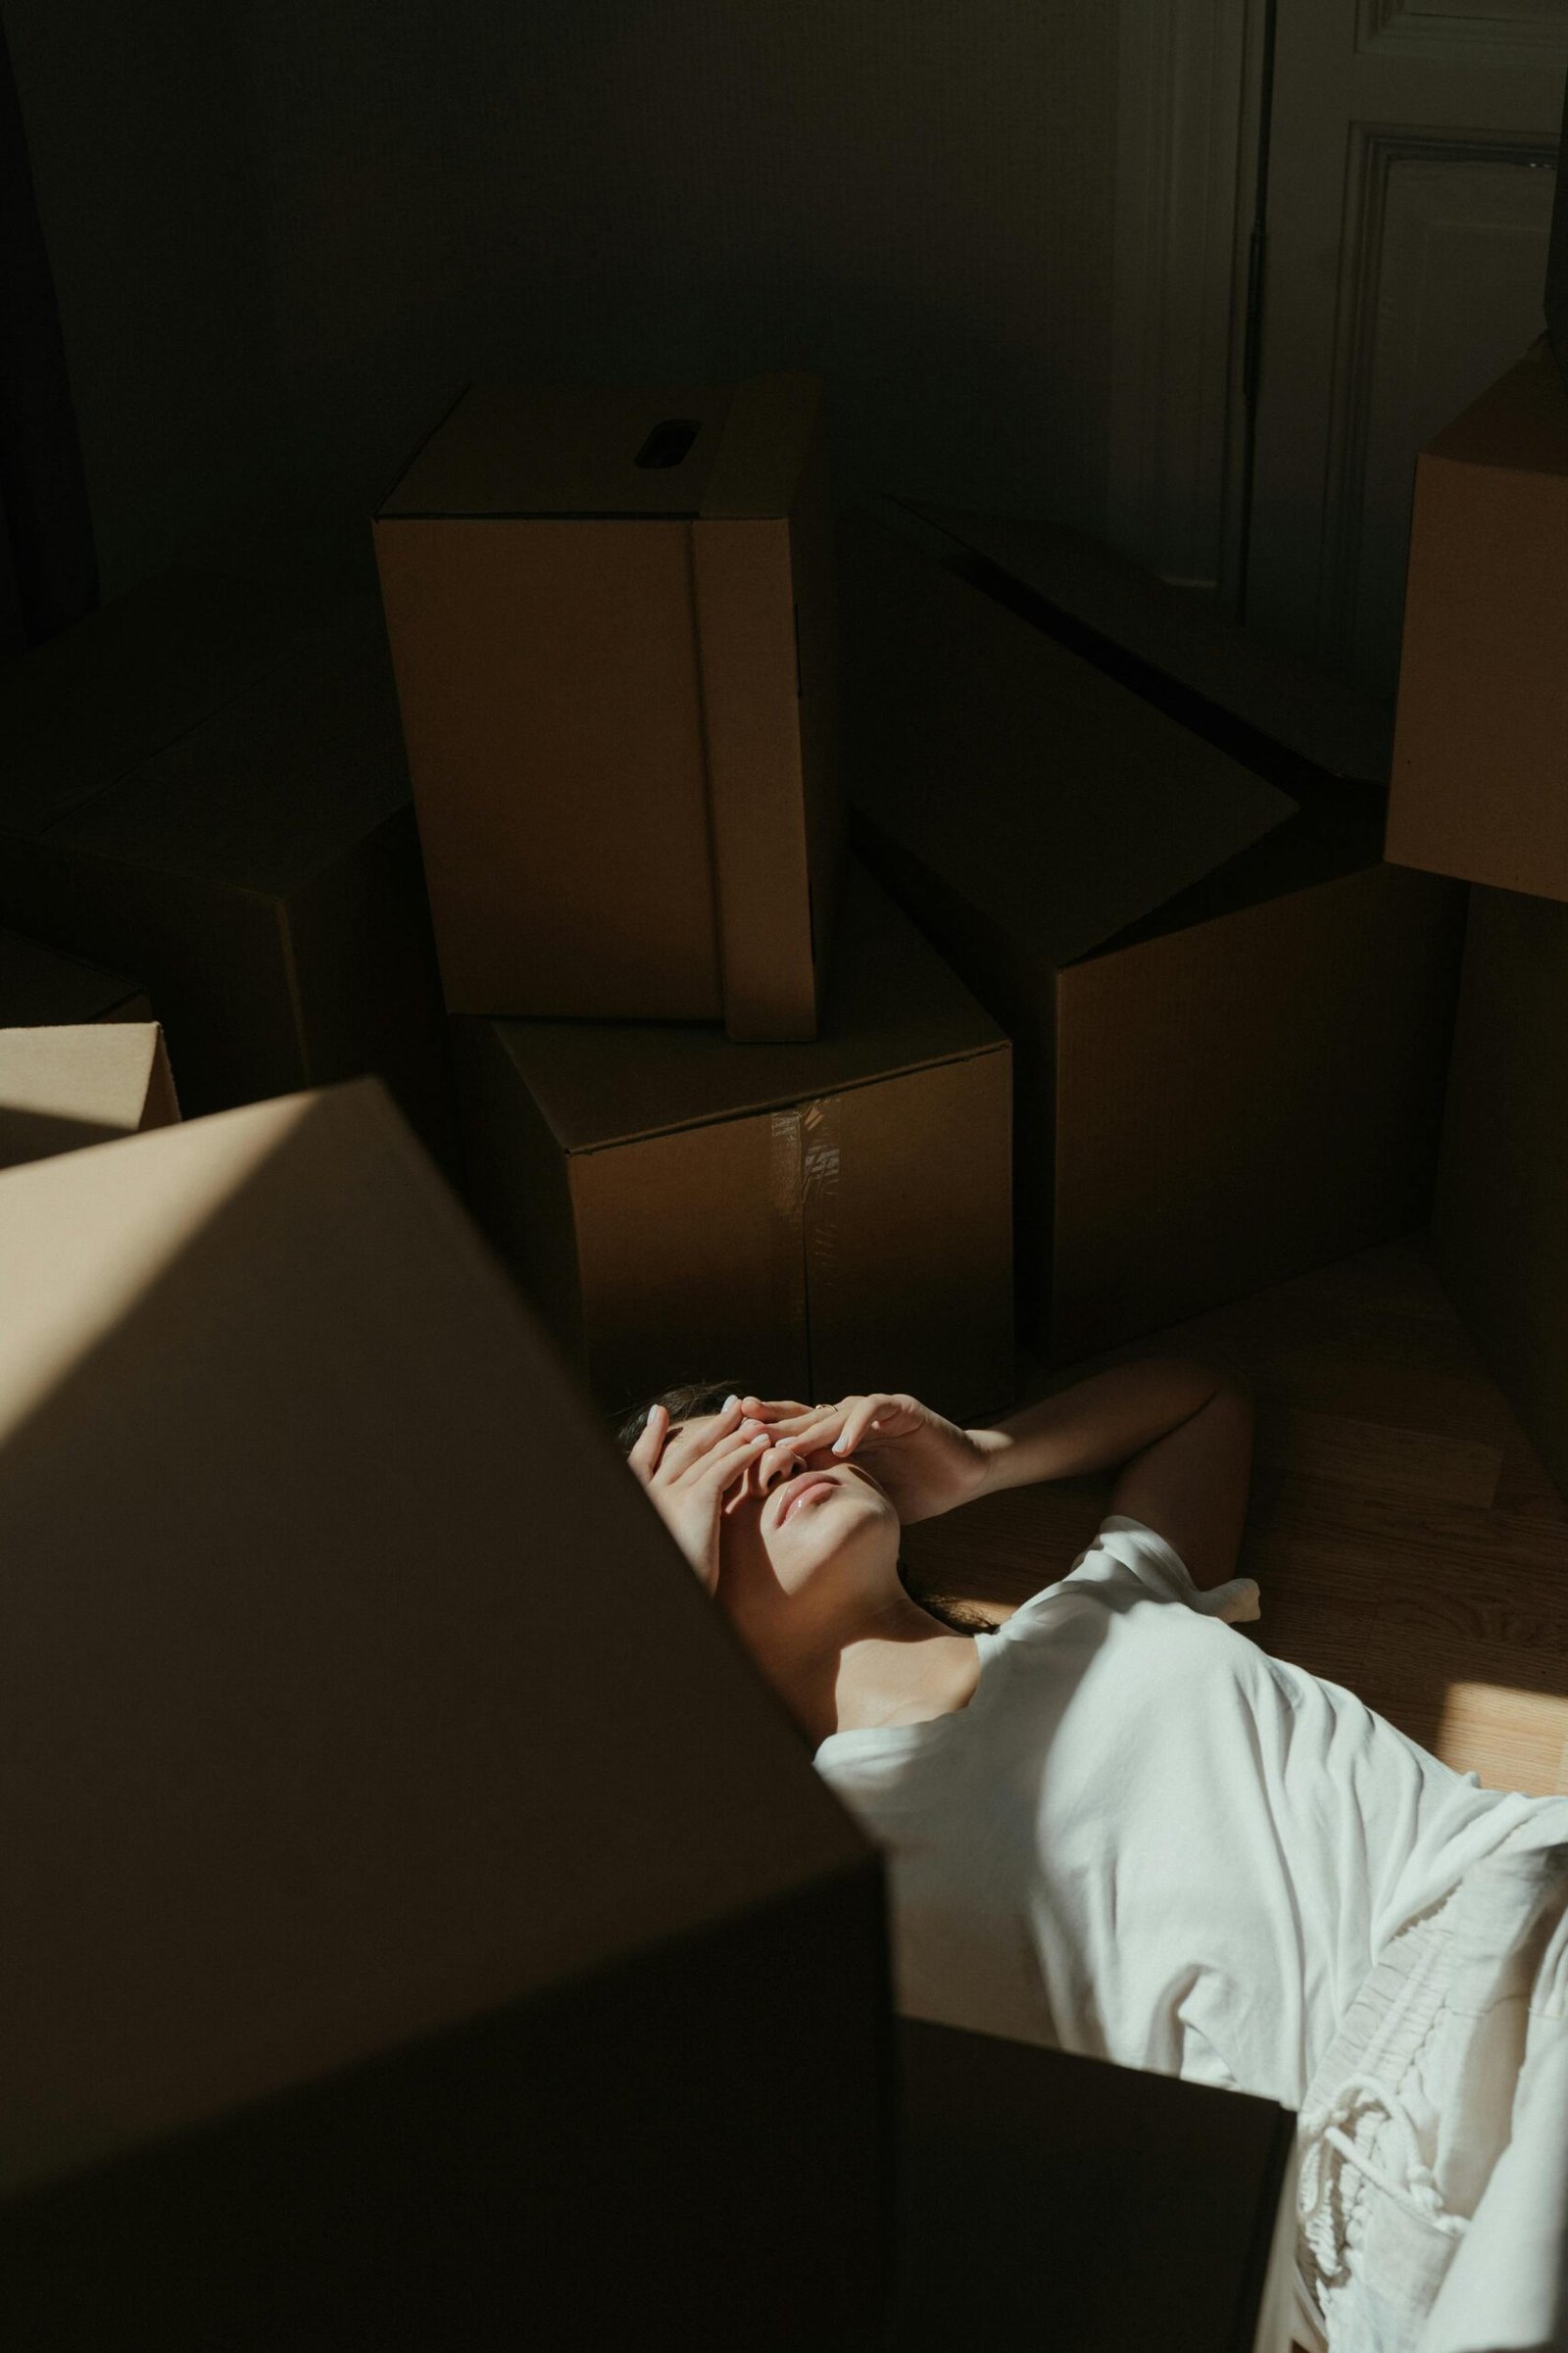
[1292,1833,1568,2353]
[813,1517,1568,2349]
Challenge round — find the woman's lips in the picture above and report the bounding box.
[778,1475,839,1528]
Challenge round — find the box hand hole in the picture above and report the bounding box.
[634,418,701,470]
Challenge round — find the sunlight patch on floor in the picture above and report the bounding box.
[1439,1681,1568,1798]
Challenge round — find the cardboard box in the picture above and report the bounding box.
[0,1023,178,1169]
[453,862,1013,1421]
[1389,340,1568,904]
[839,510,1468,1364]
[891,2020,1298,2353]
[0,1082,891,2349]
[0,925,151,1026]
[1431,885,1568,1502]
[0,574,458,1171]
[374,374,842,1039]
[895,497,1393,791]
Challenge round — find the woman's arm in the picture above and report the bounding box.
[739,1356,1253,1558]
[971,1356,1238,1495]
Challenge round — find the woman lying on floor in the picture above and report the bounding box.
[619,1362,1568,2353]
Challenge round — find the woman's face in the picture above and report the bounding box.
[674,1413,902,1607]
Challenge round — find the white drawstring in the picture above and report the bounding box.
[1304,2072,1470,2242]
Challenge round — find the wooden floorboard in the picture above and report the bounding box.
[901,1228,1568,1797]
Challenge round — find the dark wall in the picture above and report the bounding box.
[6,0,1118,594]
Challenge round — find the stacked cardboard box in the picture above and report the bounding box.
[0,924,178,1171]
[375,375,843,1040]
[0,1022,178,1171]
[836,506,1467,1364]
[377,377,1016,1416]
[1392,337,1568,1499]
[454,860,1013,1421]
[0,569,458,1173]
[0,1082,891,2350]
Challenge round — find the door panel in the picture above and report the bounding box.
[1243,0,1564,697]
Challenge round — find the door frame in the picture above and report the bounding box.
[1108,0,1273,602]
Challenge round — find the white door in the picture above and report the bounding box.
[1242,0,1564,697]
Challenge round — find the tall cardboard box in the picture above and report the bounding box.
[891,2021,1298,2353]
[0,926,151,1026]
[0,1023,178,1169]
[1430,886,1568,1503]
[1388,340,1568,903]
[454,863,1012,1421]
[0,575,458,1170]
[374,374,842,1039]
[839,509,1467,1365]
[0,1083,891,2349]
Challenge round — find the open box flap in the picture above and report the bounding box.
[0,1079,872,2196]
[900,498,1393,789]
[837,506,1298,971]
[1424,336,1568,480]
[485,860,1005,1154]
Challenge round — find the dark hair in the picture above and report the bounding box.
[612,1381,997,1640]
[613,1380,744,1455]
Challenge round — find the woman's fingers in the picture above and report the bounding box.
[655,1393,746,1480]
[829,1393,904,1457]
[743,1402,844,1443]
[627,1400,668,1485]
[717,1430,822,1513]
[687,1426,773,1508]
[753,1431,826,1495]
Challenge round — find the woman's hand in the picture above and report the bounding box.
[626,1397,808,1593]
[737,1391,1005,1525]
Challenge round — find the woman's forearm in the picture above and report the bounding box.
[969,1356,1232,1496]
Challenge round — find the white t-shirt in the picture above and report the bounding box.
[813,1516,1556,2110]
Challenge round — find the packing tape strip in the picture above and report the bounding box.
[800,1095,842,1400]
[768,1107,809,1394]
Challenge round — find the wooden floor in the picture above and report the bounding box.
[902,1230,1568,1797]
